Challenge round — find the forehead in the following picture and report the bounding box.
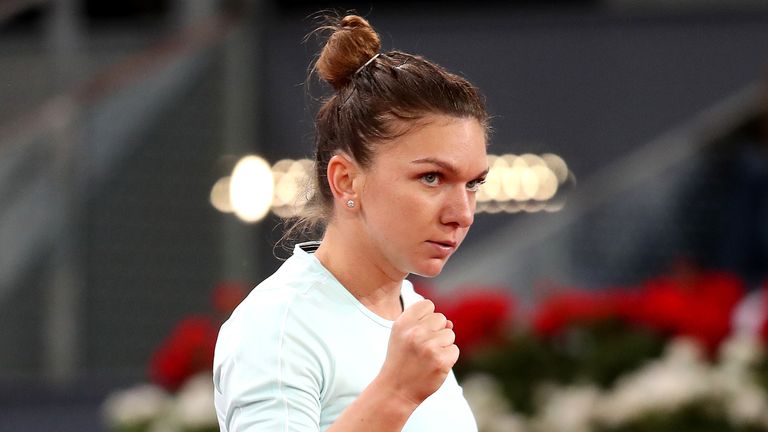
[374,115,487,173]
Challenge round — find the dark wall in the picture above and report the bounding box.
[260,9,768,179]
[254,9,768,264]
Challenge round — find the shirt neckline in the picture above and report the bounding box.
[294,241,399,328]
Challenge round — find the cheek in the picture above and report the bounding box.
[366,184,433,234]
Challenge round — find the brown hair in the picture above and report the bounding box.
[290,14,488,239]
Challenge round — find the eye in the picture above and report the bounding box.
[466,178,486,192]
[420,172,441,187]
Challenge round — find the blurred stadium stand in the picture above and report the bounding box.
[1,1,768,431]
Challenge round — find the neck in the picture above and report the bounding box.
[315,222,405,320]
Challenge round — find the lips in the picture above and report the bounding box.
[425,240,458,259]
[428,240,457,248]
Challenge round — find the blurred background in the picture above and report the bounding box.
[2,0,768,431]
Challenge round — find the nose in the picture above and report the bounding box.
[441,186,475,228]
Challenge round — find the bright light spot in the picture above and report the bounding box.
[501,201,522,213]
[272,158,295,175]
[486,154,499,169]
[476,152,570,208]
[271,172,285,206]
[210,176,233,213]
[271,158,315,218]
[492,156,510,170]
[501,153,518,167]
[520,167,539,199]
[480,162,503,202]
[476,186,492,203]
[523,202,546,213]
[274,167,306,207]
[230,155,274,223]
[532,165,558,201]
[272,205,299,219]
[273,159,312,209]
[297,158,314,175]
[542,153,569,184]
[501,165,521,200]
[520,153,545,168]
[544,199,566,212]
[484,201,503,214]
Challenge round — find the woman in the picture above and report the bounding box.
[214,14,489,431]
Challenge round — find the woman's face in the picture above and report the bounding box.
[355,114,488,278]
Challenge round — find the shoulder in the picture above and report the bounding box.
[217,259,321,344]
[232,248,330,317]
[213,253,334,429]
[214,253,335,366]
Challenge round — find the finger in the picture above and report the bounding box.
[443,344,460,365]
[432,328,456,347]
[401,299,435,321]
[445,319,454,330]
[422,313,447,331]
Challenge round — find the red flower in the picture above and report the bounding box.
[440,288,515,356]
[149,316,218,392]
[532,289,630,337]
[632,271,744,354]
[529,267,744,355]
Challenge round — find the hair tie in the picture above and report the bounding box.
[355,53,380,74]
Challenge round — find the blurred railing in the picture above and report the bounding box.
[0,2,249,382]
[437,81,765,300]
[0,12,232,299]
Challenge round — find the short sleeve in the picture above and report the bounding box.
[214,293,328,432]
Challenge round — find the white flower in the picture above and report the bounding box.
[711,364,768,426]
[172,372,218,428]
[594,338,713,427]
[462,373,523,432]
[484,413,529,432]
[664,337,705,366]
[719,334,764,370]
[102,383,171,427]
[531,384,599,432]
[726,383,768,425]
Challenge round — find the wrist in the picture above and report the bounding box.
[327,375,420,432]
[369,375,421,415]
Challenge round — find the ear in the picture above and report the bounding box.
[326,154,360,204]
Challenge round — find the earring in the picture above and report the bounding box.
[346,199,355,208]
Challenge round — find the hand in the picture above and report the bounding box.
[376,299,459,406]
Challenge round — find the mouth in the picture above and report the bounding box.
[425,240,458,256]
[428,240,457,248]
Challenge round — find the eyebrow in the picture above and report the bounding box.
[411,157,489,179]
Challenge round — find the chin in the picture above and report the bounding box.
[411,259,448,278]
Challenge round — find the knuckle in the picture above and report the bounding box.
[423,299,435,312]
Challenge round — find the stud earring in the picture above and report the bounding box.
[346,199,355,208]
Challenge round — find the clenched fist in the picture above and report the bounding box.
[377,299,459,406]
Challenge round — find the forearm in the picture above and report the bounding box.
[327,377,419,432]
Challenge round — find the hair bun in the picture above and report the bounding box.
[315,15,381,91]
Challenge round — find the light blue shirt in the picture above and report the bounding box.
[213,242,477,431]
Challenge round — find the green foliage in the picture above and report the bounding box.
[754,356,768,395]
[456,331,561,414]
[562,319,666,388]
[456,319,666,415]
